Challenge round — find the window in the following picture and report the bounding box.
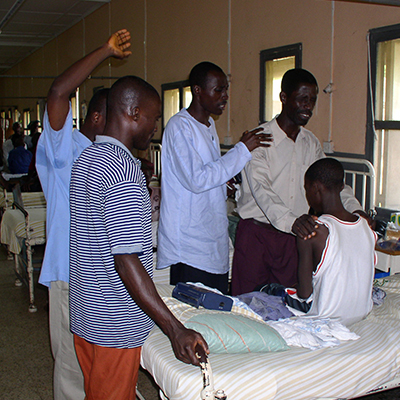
[368,24,400,210]
[161,81,192,129]
[259,43,302,124]
[69,88,80,129]
[23,109,31,132]
[36,100,45,132]
[14,109,20,125]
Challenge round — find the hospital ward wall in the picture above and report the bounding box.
[1,0,400,156]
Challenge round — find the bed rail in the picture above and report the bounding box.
[150,142,162,180]
[334,157,376,212]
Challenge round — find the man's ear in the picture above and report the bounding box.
[128,106,140,121]
[90,111,101,125]
[193,84,201,96]
[279,91,287,105]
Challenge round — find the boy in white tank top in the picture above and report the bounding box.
[294,158,377,326]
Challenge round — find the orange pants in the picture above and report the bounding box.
[74,335,141,400]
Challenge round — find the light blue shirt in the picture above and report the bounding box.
[157,108,252,274]
[36,105,91,287]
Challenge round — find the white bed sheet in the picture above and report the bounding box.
[141,275,400,400]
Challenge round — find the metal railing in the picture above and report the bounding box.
[335,157,376,211]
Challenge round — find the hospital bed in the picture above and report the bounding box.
[0,189,46,312]
[142,155,400,399]
[141,275,400,400]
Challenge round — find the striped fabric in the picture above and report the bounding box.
[20,192,46,208]
[69,138,154,348]
[141,275,400,400]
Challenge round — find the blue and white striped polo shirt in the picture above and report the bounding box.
[69,135,154,348]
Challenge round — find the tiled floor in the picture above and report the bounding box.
[0,246,159,400]
[1,245,400,400]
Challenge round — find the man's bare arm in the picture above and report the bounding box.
[114,253,209,366]
[47,29,131,131]
[296,221,328,299]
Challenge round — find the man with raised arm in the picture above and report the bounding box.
[36,29,131,400]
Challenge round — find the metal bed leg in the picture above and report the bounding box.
[13,253,23,287]
[136,387,146,400]
[26,240,37,313]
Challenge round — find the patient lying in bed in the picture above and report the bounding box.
[262,158,377,326]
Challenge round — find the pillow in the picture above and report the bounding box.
[184,313,289,354]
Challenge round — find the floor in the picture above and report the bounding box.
[0,246,159,400]
[1,245,400,400]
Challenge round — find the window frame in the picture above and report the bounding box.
[259,43,302,124]
[161,80,190,130]
[367,23,400,212]
[366,23,400,162]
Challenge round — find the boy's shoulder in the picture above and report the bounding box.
[297,222,329,250]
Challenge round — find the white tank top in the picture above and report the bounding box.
[307,215,377,326]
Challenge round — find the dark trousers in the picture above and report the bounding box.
[231,218,298,296]
[169,262,229,295]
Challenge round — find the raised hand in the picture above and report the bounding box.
[107,29,132,59]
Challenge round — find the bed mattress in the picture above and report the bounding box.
[141,275,400,400]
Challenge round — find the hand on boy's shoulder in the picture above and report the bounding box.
[292,214,319,240]
[296,222,328,247]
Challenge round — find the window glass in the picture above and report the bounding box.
[23,110,30,132]
[264,56,295,122]
[71,96,77,128]
[259,43,301,124]
[374,129,400,209]
[162,81,191,129]
[183,86,192,108]
[163,88,180,127]
[369,26,400,210]
[14,109,20,125]
[376,38,400,121]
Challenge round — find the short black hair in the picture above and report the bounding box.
[12,122,21,132]
[305,158,344,191]
[189,62,224,90]
[11,133,24,147]
[281,68,318,97]
[85,88,109,122]
[107,76,160,114]
[28,120,39,133]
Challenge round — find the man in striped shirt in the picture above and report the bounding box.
[69,76,208,400]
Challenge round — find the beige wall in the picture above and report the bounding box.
[1,0,400,155]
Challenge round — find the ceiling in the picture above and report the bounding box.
[0,0,110,76]
[1,0,400,77]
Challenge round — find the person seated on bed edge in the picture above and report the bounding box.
[266,158,377,326]
[156,61,273,294]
